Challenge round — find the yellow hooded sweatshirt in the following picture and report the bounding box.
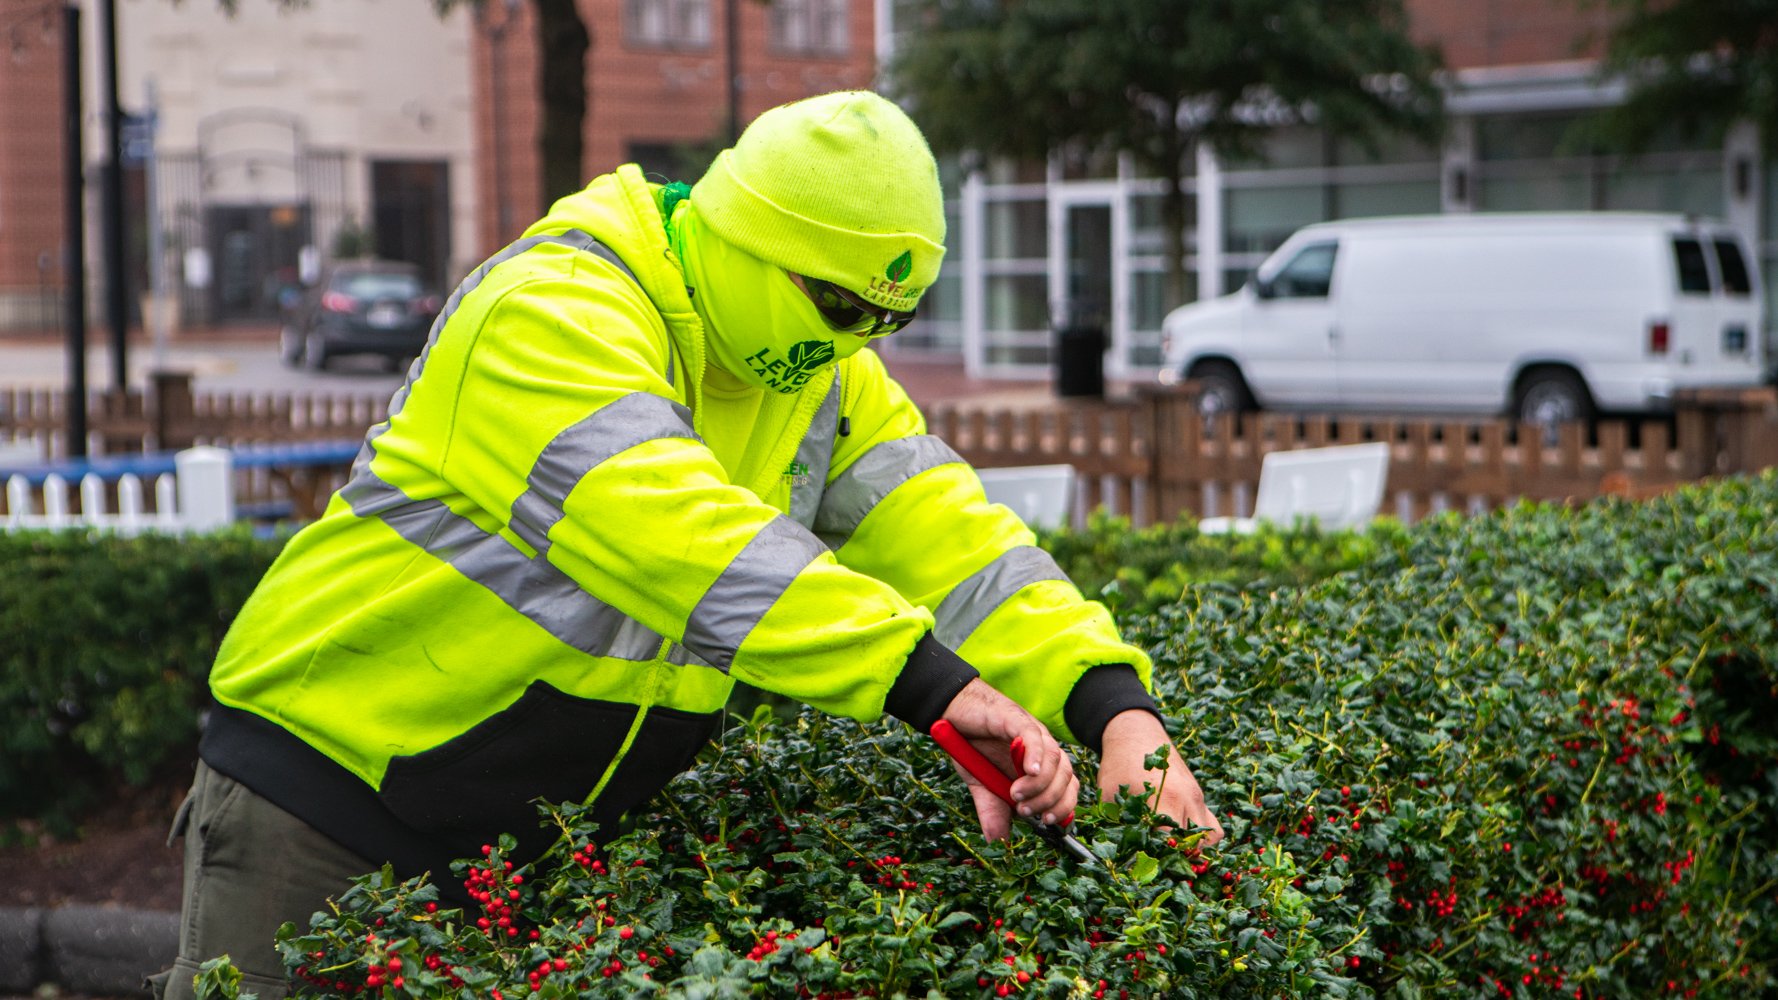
[200,166,1155,884]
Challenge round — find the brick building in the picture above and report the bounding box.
[0,0,477,336]
[0,4,75,334]
[469,0,878,258]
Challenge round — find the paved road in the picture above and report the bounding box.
[0,331,407,398]
[0,331,1068,411]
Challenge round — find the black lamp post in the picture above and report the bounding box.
[61,3,88,456]
[5,2,92,457]
[97,0,129,394]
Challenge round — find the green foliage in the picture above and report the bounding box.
[219,472,1776,997]
[1040,510,1408,616]
[886,0,1444,298]
[331,216,376,260]
[889,0,1445,163]
[0,527,283,838]
[1583,0,1778,154]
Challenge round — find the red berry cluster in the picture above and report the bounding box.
[866,853,933,893]
[745,929,782,962]
[465,845,527,941]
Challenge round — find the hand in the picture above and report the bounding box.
[1098,709,1224,847]
[938,678,1082,842]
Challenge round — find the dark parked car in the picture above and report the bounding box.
[280,260,440,371]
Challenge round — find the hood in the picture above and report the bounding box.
[522,166,696,328]
[1163,288,1248,339]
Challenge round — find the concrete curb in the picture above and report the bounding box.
[0,905,178,997]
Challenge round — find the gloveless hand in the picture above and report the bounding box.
[1097,709,1224,846]
[938,678,1082,841]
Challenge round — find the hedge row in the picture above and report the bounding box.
[210,472,1775,999]
[0,528,282,838]
[0,508,1365,840]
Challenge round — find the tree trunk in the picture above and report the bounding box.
[1158,135,1193,308]
[535,0,590,208]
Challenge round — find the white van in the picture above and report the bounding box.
[1158,213,1769,425]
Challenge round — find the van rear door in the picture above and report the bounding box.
[1666,231,1765,390]
[1665,234,1717,389]
[1706,234,1764,381]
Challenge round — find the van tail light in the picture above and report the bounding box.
[414,295,442,315]
[1648,321,1670,355]
[321,291,358,314]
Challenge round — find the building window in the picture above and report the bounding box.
[769,0,848,57]
[626,0,711,47]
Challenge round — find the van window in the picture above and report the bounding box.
[1269,242,1338,298]
[1712,239,1753,296]
[1672,238,1712,295]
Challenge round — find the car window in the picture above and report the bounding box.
[336,272,423,299]
[1269,242,1338,298]
[1672,238,1712,295]
[1712,239,1752,296]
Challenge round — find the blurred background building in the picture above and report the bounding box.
[0,0,1767,387]
[880,0,1771,380]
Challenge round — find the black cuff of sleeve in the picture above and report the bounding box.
[883,633,980,732]
[1064,664,1161,756]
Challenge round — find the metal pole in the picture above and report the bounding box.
[62,4,88,459]
[98,0,129,393]
[488,3,511,238]
[145,79,168,372]
[726,0,740,143]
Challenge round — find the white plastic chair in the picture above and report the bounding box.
[1199,442,1390,535]
[976,463,1078,531]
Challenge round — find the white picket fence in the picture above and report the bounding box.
[1,446,236,535]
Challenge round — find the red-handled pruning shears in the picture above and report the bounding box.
[929,719,1098,866]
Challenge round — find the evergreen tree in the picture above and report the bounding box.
[1586,0,1778,153]
[885,0,1443,303]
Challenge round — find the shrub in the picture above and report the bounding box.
[1040,511,1407,617]
[0,527,283,838]
[239,474,1775,998]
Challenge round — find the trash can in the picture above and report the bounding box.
[1053,321,1106,398]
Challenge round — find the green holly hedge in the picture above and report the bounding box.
[219,472,1777,999]
[0,513,1369,842]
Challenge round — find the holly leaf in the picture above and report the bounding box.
[1129,851,1160,885]
[1143,744,1171,771]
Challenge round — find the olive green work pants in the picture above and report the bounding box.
[147,762,372,1000]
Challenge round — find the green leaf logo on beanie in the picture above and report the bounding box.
[887,251,913,283]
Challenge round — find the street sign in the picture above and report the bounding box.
[120,110,156,166]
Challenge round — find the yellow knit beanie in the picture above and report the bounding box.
[690,91,947,313]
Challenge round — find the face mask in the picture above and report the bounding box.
[674,205,869,394]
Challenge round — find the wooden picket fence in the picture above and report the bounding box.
[0,374,385,522]
[4,375,1775,528]
[927,384,1778,526]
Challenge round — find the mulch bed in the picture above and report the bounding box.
[0,771,189,913]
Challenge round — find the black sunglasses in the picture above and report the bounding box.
[794,273,917,338]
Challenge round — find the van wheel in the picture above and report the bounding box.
[1188,361,1254,423]
[1516,370,1593,443]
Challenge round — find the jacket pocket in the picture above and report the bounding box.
[595,705,721,821]
[380,681,638,853]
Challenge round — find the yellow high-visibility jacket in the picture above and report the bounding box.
[202,165,1155,882]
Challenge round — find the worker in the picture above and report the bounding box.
[150,90,1221,1000]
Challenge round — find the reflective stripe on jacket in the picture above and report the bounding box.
[201,165,1150,878]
